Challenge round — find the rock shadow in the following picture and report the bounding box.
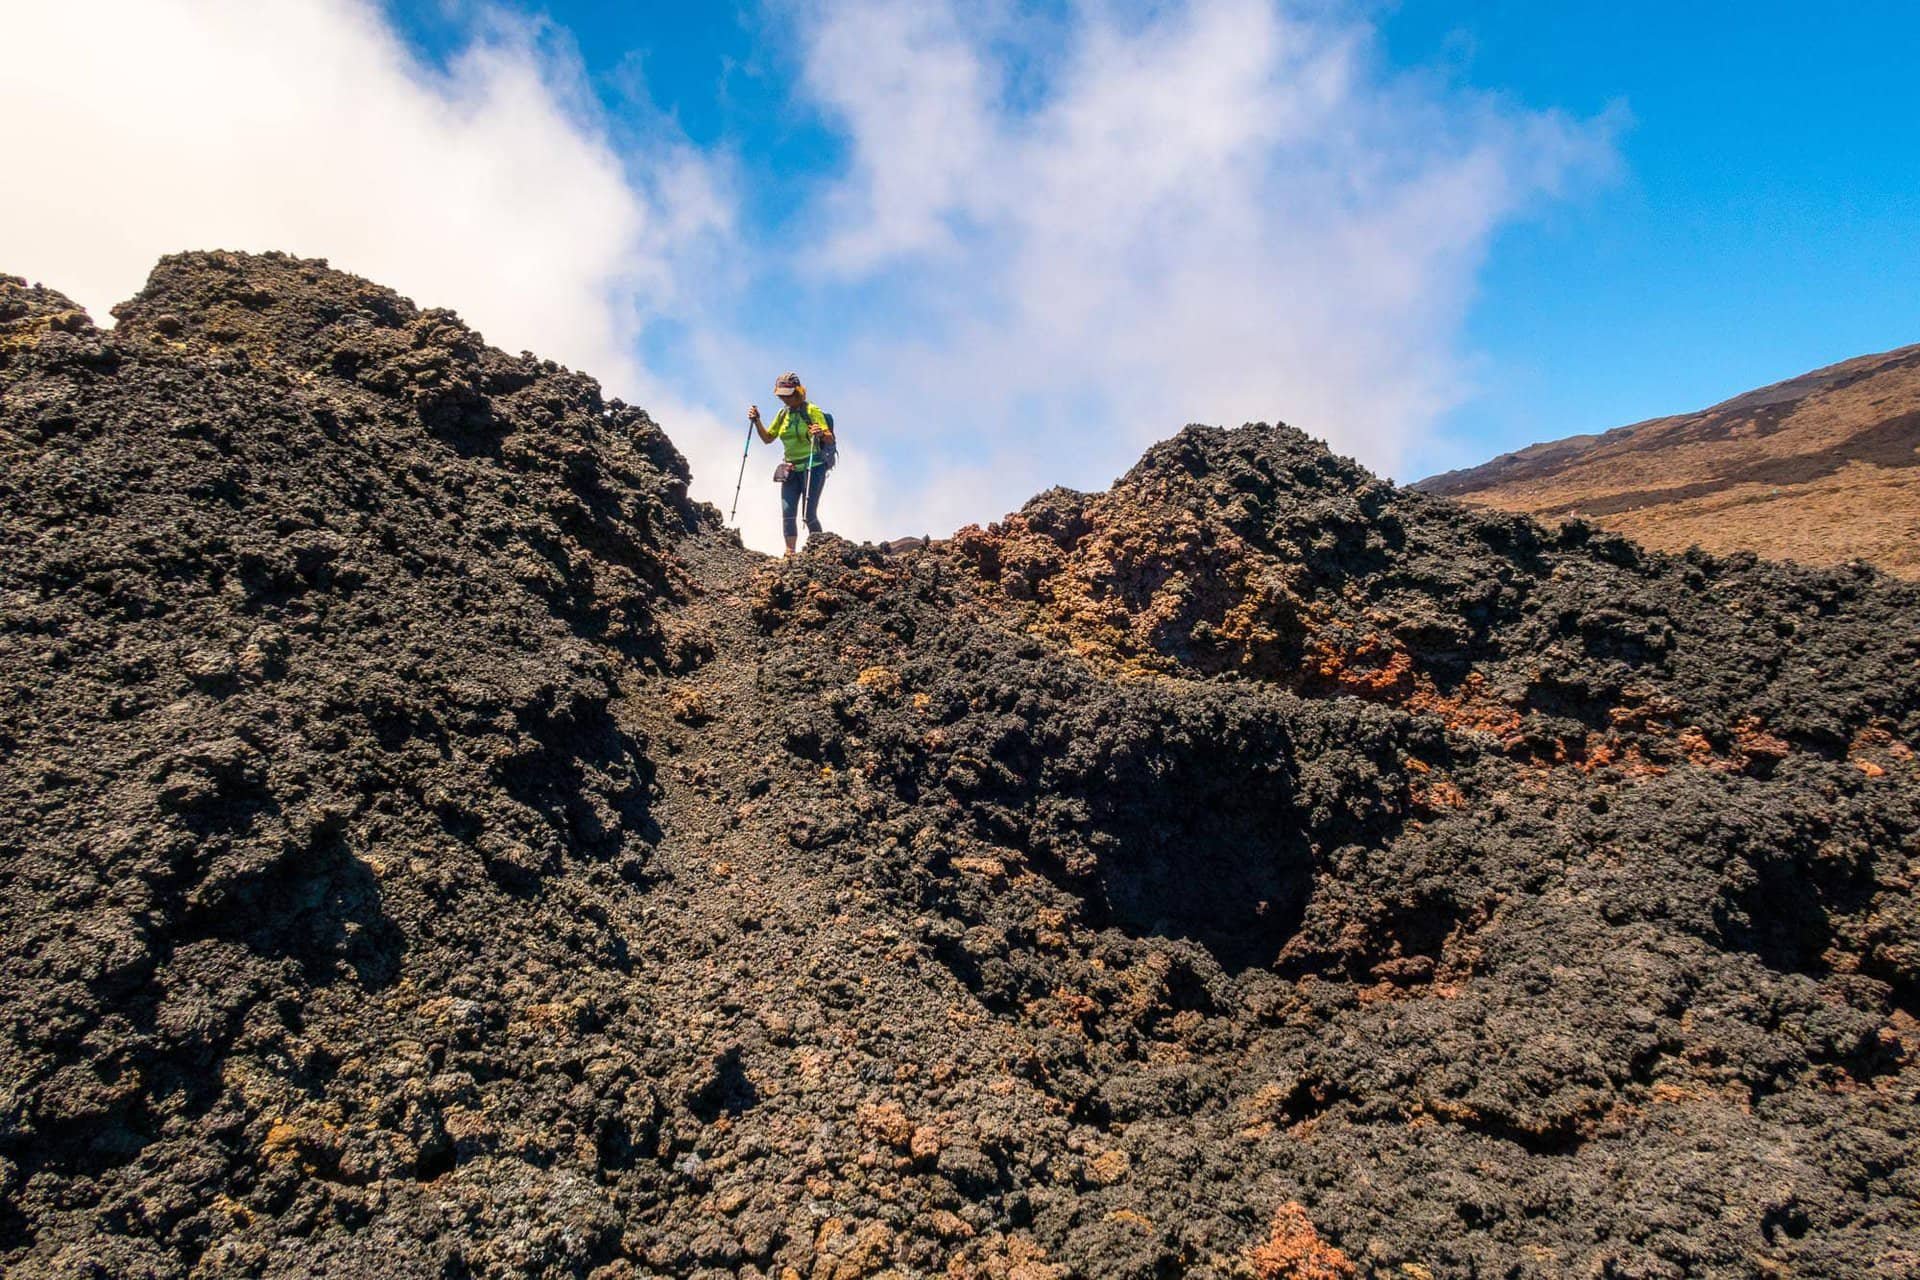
[183,822,405,990]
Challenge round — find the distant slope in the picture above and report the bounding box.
[1416,343,1920,577]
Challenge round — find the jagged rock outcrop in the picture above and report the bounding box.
[3,253,1917,1279]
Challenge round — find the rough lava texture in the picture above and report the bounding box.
[2,253,1918,1280]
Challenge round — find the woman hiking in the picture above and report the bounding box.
[748,371,835,555]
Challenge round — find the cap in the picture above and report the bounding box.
[773,371,804,394]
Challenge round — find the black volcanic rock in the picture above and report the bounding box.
[2,253,1917,1279]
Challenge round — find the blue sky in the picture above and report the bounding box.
[5,2,1916,550]
[390,0,1920,505]
[1383,1,1920,472]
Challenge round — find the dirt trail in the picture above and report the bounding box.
[608,533,1116,1277]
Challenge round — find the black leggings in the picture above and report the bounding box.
[781,465,827,539]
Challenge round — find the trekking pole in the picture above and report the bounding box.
[728,412,754,523]
[801,429,818,539]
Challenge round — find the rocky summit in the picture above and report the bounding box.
[3,252,1918,1280]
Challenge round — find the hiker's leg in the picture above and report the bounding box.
[780,471,802,548]
[802,466,826,535]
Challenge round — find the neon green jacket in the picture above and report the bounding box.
[770,404,833,468]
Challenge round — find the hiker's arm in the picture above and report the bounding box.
[751,407,780,444]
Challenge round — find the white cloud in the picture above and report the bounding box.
[0,0,726,414]
[781,0,1619,530]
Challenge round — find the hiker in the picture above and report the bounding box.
[749,371,835,555]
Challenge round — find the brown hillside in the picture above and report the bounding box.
[1416,343,1920,577]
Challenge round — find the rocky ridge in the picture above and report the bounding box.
[2,253,1918,1279]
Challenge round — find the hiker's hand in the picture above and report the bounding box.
[809,424,826,439]
[748,404,761,423]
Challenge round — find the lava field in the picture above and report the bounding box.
[3,253,1917,1279]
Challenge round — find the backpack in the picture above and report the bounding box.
[773,407,837,481]
[819,409,837,470]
